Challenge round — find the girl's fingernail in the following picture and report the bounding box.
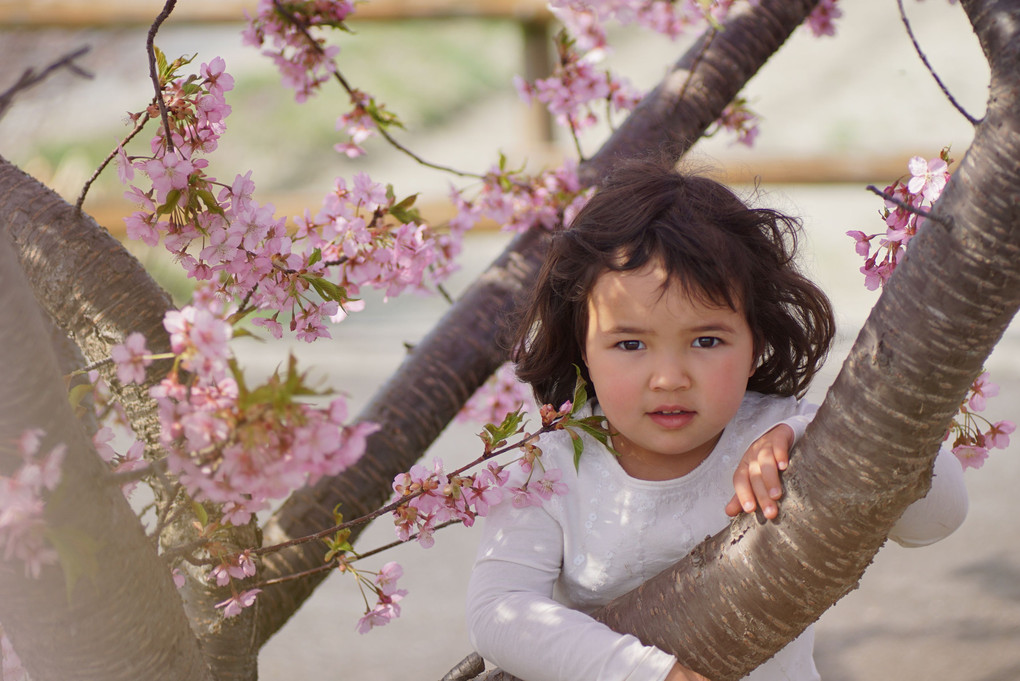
[770,488,781,498]
[743,502,755,512]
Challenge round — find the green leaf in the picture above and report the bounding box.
[308,247,323,267]
[570,365,588,415]
[480,406,526,453]
[302,274,348,304]
[192,500,209,527]
[390,193,421,224]
[196,188,225,217]
[569,430,584,471]
[68,382,94,410]
[156,189,180,216]
[155,46,168,82]
[45,525,101,601]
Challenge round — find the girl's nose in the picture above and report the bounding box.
[650,361,692,391]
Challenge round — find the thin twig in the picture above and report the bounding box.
[865,184,952,229]
[0,46,92,122]
[249,425,546,557]
[253,519,464,589]
[271,0,482,180]
[147,0,179,154]
[897,0,979,125]
[77,114,149,211]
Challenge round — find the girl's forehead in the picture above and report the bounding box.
[591,262,742,313]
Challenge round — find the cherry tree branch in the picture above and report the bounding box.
[146,0,178,154]
[897,0,981,125]
[0,46,92,121]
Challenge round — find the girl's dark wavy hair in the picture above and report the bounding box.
[512,157,836,408]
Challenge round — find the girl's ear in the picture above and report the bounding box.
[749,332,765,378]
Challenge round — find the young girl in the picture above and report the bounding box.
[465,160,968,681]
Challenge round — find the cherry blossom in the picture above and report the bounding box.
[215,588,262,618]
[458,362,535,426]
[805,0,842,37]
[110,332,154,385]
[0,430,65,578]
[967,371,999,412]
[907,155,950,203]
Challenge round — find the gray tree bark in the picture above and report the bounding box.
[0,220,214,681]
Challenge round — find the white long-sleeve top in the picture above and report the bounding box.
[466,392,968,681]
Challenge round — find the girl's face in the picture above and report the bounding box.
[583,262,756,481]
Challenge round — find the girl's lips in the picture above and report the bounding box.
[647,409,695,429]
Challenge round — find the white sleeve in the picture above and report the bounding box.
[745,397,819,446]
[465,497,677,681]
[888,447,968,547]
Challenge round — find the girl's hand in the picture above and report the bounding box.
[724,424,794,519]
[665,662,713,681]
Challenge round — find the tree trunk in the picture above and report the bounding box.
[0,158,262,680]
[253,0,823,647]
[0,226,214,681]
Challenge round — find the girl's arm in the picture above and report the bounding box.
[724,398,968,548]
[466,497,686,681]
[887,446,968,547]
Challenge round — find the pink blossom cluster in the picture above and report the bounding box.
[805,0,843,38]
[850,152,1015,470]
[514,33,642,133]
[0,430,65,579]
[538,2,767,146]
[121,58,457,345]
[91,426,146,497]
[457,362,536,426]
[212,550,261,618]
[391,459,507,548]
[948,372,1015,470]
[353,561,407,633]
[122,288,378,527]
[390,407,574,549]
[242,0,354,102]
[549,0,731,50]
[709,97,760,147]
[847,153,951,291]
[1,634,26,681]
[334,88,379,158]
[292,172,465,305]
[449,160,591,235]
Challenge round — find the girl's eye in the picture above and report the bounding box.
[692,336,721,349]
[616,340,645,351]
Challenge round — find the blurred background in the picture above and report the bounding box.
[1,1,1017,679]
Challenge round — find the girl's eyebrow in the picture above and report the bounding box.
[603,323,650,335]
[688,323,738,334]
[603,322,738,335]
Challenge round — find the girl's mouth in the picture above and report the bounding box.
[648,409,695,428]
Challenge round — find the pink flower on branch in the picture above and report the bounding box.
[215,588,261,618]
[110,332,154,385]
[242,0,354,102]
